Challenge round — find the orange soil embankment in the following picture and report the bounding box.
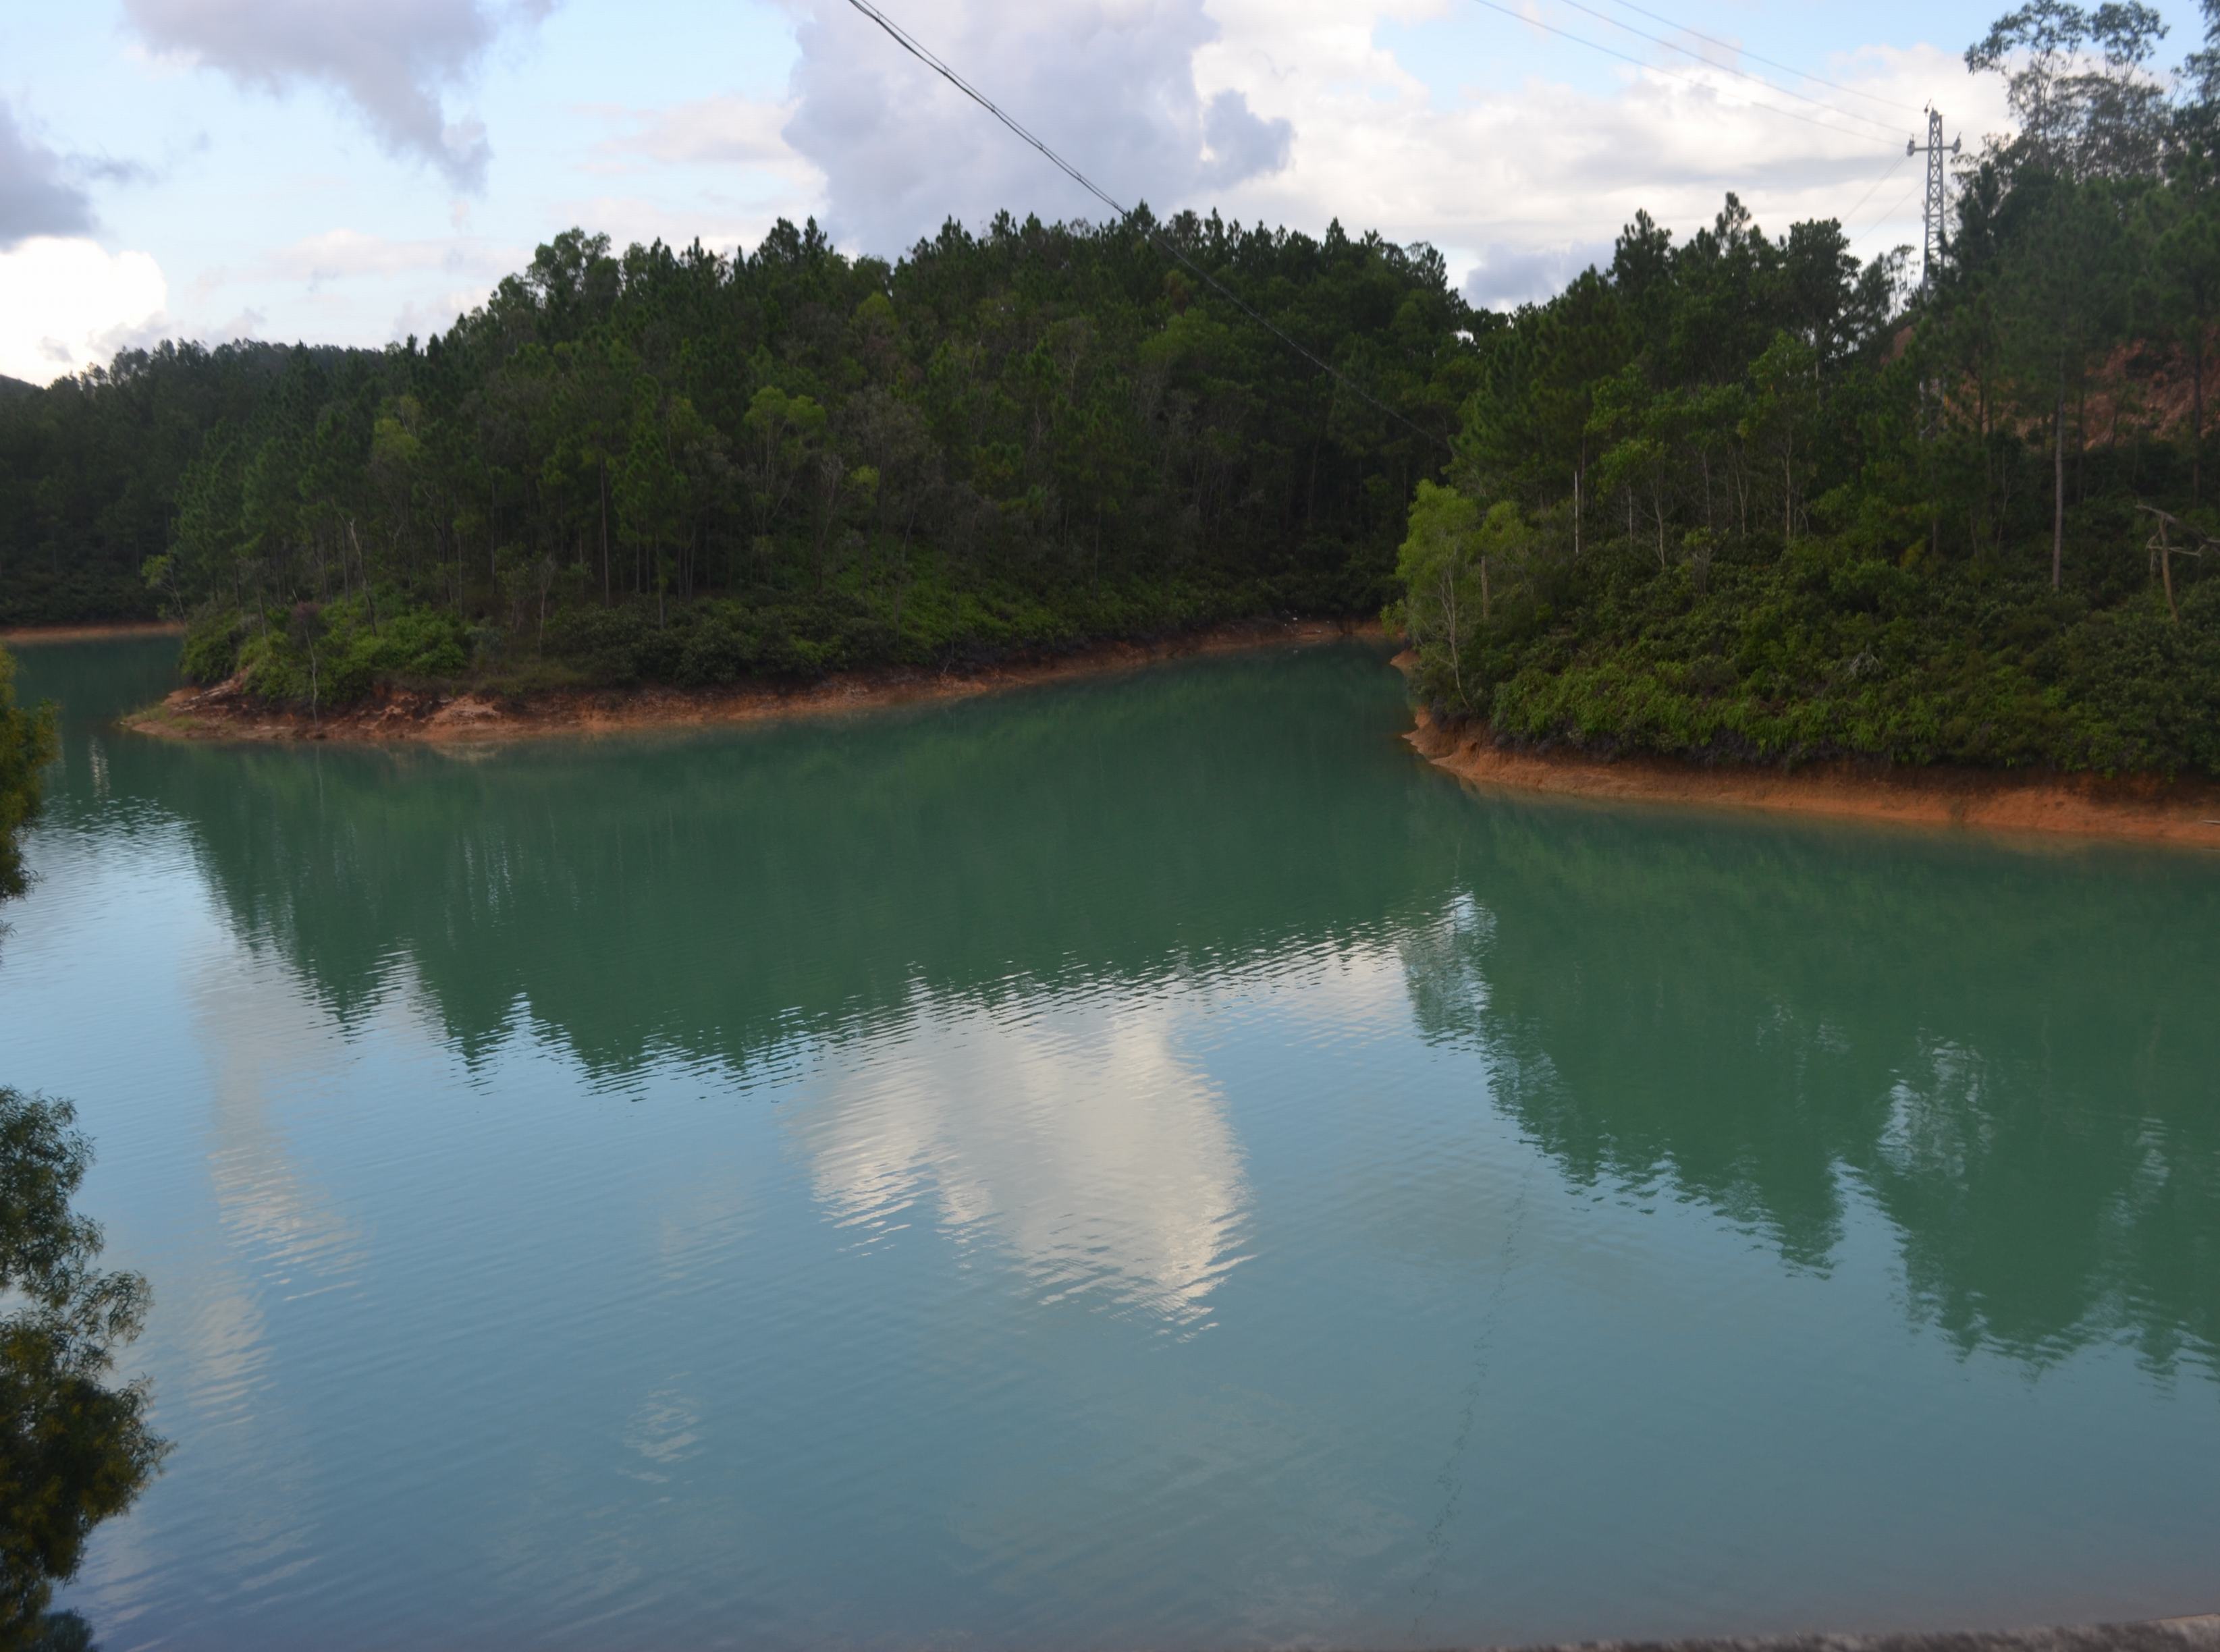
[1409,709,2220,851]
[3,620,184,646]
[127,618,1385,746]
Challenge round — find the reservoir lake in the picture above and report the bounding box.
[4,636,2217,1652]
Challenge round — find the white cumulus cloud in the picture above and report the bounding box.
[0,238,169,384]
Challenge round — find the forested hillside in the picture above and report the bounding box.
[0,212,1473,692]
[1399,2,2220,779]
[10,1,2220,781]
[0,343,324,625]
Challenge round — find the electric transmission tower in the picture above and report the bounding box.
[1907,107,1961,293]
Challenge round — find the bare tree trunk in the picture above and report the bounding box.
[2195,327,2206,506]
[1438,566,1464,709]
[2074,380,2087,505]
[2052,382,2065,592]
[346,518,379,634]
[1572,457,1583,560]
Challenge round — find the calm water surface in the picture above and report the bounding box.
[4,636,2218,1652]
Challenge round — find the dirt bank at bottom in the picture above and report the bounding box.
[126,618,1385,745]
[1409,711,2220,851]
[1484,1614,2220,1652]
[3,620,184,646]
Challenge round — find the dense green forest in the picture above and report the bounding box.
[1398,1,2220,777]
[0,213,1471,697]
[5,2,2220,777]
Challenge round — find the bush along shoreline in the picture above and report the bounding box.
[1400,539,2220,782]
[169,569,1376,716]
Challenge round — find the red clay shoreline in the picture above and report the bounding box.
[123,617,1388,745]
[3,620,184,645]
[95,620,2220,848]
[1407,707,2220,852]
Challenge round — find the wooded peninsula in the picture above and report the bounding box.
[4,2,2220,783]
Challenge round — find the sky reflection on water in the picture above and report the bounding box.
[3,636,2219,1652]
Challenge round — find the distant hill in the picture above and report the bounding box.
[0,374,38,402]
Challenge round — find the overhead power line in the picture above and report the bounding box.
[1548,0,1905,139]
[844,0,1919,410]
[1837,149,1912,228]
[1594,0,1924,115]
[837,0,1451,452]
[1847,180,1924,244]
[1465,0,1899,147]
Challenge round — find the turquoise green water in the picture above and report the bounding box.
[3,636,2218,1652]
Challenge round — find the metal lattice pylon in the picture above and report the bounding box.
[1908,108,1961,293]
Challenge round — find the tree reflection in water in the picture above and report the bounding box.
[47,640,2220,1382]
[1397,800,2220,1379]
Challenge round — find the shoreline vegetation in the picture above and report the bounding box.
[125,618,1384,744]
[1408,707,2220,849]
[124,619,2220,851]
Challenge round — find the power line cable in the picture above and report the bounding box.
[837,0,1451,451]
[1465,0,1900,147]
[1490,4,1916,252]
[1837,149,1912,228]
[1593,0,1924,115]
[1847,180,1925,244]
[1548,0,1905,138]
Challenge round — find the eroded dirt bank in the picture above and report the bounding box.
[3,620,184,646]
[1409,709,2220,851]
[1498,1614,2220,1652]
[127,618,1384,745]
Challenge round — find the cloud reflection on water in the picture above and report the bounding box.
[792,993,1248,1325]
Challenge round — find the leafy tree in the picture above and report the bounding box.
[615,388,688,624]
[0,1090,165,1649]
[1393,480,1485,709]
[1993,174,2133,587]
[2149,169,2220,499]
[1968,1,2172,178]
[0,653,55,903]
[1743,333,1820,545]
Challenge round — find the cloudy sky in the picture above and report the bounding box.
[0,0,2198,384]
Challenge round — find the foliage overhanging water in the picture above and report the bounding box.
[3,636,2217,1652]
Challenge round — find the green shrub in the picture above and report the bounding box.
[1410,535,2220,777]
[180,611,246,684]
